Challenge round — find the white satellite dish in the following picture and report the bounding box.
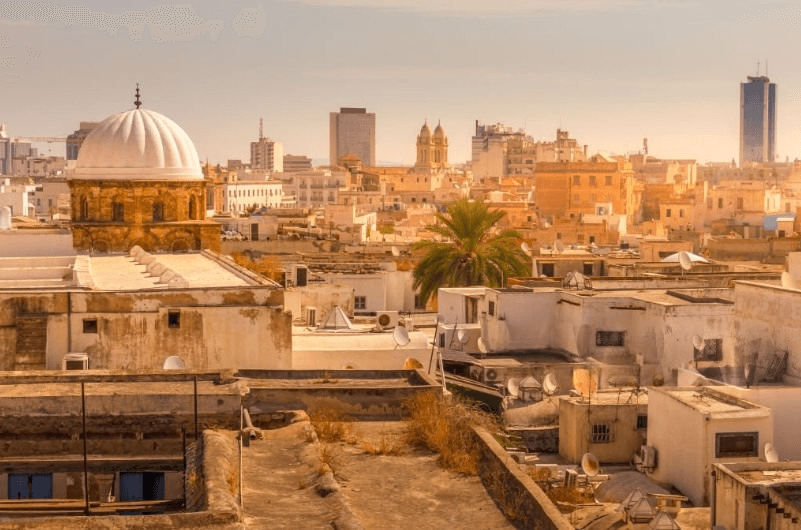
[581,452,600,477]
[678,251,693,271]
[393,325,411,348]
[477,337,488,354]
[521,242,533,257]
[781,272,795,289]
[542,373,559,396]
[692,335,704,351]
[554,240,565,254]
[764,442,779,463]
[457,329,469,344]
[163,356,186,370]
[391,246,400,257]
[506,377,521,398]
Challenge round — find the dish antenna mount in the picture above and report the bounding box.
[678,251,693,273]
[393,325,411,349]
[581,452,600,477]
[520,242,533,257]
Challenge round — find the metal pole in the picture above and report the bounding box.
[193,376,198,441]
[428,320,440,376]
[81,382,90,516]
[182,427,187,509]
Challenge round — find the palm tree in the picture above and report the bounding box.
[413,198,530,305]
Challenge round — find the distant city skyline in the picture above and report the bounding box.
[1,1,800,166]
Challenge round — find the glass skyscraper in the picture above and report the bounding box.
[739,75,776,166]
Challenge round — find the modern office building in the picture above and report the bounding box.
[329,107,375,167]
[250,137,283,172]
[739,75,776,166]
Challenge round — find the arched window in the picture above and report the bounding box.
[80,196,89,221]
[153,202,164,222]
[111,201,124,222]
[189,196,198,220]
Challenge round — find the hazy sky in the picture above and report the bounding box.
[1,0,799,166]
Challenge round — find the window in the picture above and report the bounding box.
[637,414,648,430]
[715,432,758,458]
[707,198,713,209]
[152,202,164,222]
[120,472,165,501]
[488,301,495,316]
[679,209,684,218]
[596,331,625,347]
[572,194,580,204]
[83,319,98,334]
[591,423,614,443]
[589,175,596,187]
[605,175,613,186]
[112,201,124,221]
[665,209,672,218]
[695,338,722,361]
[541,263,555,277]
[718,198,723,209]
[439,333,445,347]
[354,296,366,310]
[572,175,580,185]
[168,311,180,329]
[415,294,425,309]
[8,474,52,499]
[583,263,593,275]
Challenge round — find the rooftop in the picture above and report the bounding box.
[656,387,770,417]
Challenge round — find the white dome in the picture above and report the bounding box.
[73,108,202,181]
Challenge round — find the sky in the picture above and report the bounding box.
[1,0,800,166]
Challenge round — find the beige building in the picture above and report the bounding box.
[534,156,634,221]
[329,107,375,167]
[648,387,772,507]
[558,389,648,465]
[414,121,448,172]
[250,135,283,172]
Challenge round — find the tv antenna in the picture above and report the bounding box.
[457,328,469,350]
[764,442,779,463]
[520,242,533,257]
[259,118,263,140]
[163,356,187,370]
[393,325,410,349]
[678,251,693,275]
[506,377,521,399]
[477,337,488,356]
[542,372,559,397]
[391,245,400,257]
[581,452,600,477]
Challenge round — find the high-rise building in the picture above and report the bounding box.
[66,122,99,160]
[283,154,313,173]
[329,107,375,167]
[250,119,283,172]
[739,75,776,166]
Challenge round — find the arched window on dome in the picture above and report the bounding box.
[153,202,164,223]
[111,201,124,222]
[189,196,198,221]
[79,196,89,221]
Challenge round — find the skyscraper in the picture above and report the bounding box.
[739,75,776,166]
[250,119,283,172]
[329,107,375,167]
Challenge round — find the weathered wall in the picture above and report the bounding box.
[0,287,291,372]
[472,427,572,530]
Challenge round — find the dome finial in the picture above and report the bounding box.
[134,83,142,109]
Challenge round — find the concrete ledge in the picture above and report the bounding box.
[472,426,572,530]
[202,430,241,521]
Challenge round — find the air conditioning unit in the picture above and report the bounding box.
[484,367,501,383]
[306,306,317,326]
[63,353,88,371]
[376,311,399,330]
[639,445,657,470]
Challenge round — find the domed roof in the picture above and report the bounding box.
[73,107,202,181]
[433,121,446,138]
[419,121,431,139]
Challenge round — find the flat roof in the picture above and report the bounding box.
[658,387,769,416]
[562,389,648,406]
[87,253,253,290]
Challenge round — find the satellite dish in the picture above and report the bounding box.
[393,325,411,348]
[477,337,488,354]
[457,329,469,344]
[521,242,533,257]
[506,377,521,398]
[391,246,400,257]
[678,251,693,271]
[163,356,186,370]
[542,373,559,396]
[692,335,704,351]
[581,453,600,477]
[781,272,795,289]
[554,240,565,254]
[764,442,780,463]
